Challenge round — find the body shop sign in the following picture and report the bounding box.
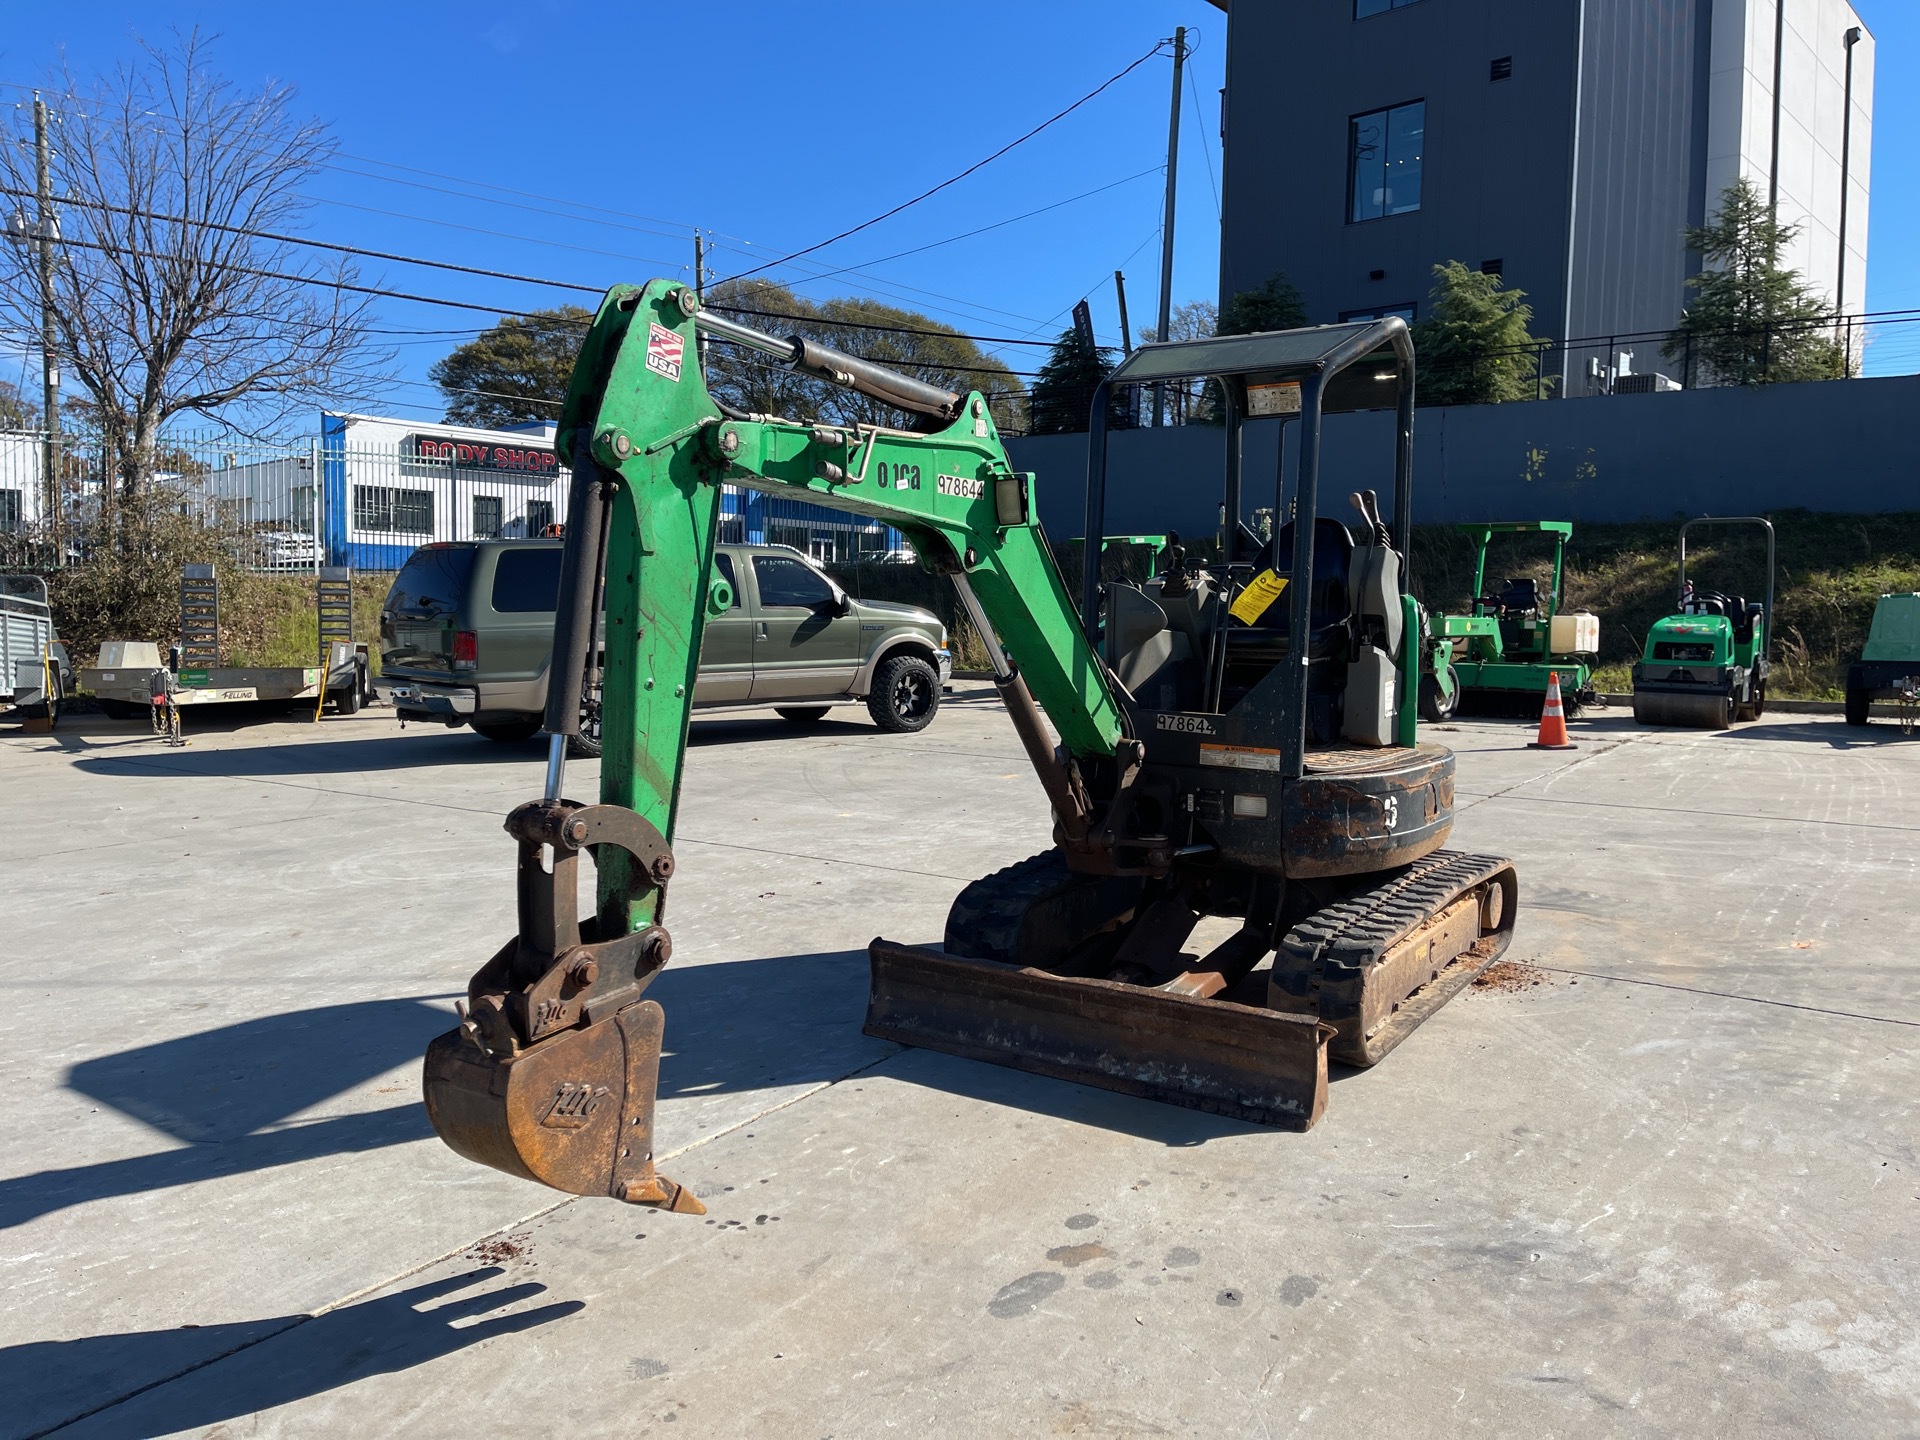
[406,435,559,477]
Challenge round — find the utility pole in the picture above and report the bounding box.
[1763,0,1787,380]
[1113,271,1133,355]
[34,95,59,551]
[693,230,709,372]
[1152,26,1186,428]
[1836,25,1862,368]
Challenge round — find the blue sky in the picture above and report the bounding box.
[0,0,1910,419]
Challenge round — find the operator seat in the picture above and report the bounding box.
[1222,518,1355,730]
[1497,577,1540,616]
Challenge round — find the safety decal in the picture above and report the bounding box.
[1228,569,1290,626]
[645,322,684,382]
[1199,743,1283,773]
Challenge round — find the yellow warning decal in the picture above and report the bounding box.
[1228,569,1290,626]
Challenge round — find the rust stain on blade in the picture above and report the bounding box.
[863,939,1331,1130]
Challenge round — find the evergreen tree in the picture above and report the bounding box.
[1664,178,1848,385]
[1412,261,1549,405]
[430,307,592,428]
[1218,272,1308,336]
[1028,327,1126,435]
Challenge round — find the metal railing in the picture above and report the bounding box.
[0,427,913,576]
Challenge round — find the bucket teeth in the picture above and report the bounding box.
[423,997,697,1207]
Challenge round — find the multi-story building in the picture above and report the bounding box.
[1212,0,1873,391]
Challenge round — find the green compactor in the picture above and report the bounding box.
[1632,516,1774,729]
[1421,521,1599,721]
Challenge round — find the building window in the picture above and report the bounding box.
[0,489,20,533]
[1480,258,1504,277]
[525,499,556,535]
[1356,0,1424,16]
[353,485,434,534]
[1349,101,1425,222]
[1490,56,1514,82]
[292,485,316,530]
[473,494,504,539]
[1341,304,1417,323]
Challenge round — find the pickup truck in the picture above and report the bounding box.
[380,540,952,755]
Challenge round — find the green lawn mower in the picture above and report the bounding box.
[1631,516,1774,729]
[1421,520,1599,721]
[1844,593,1920,728]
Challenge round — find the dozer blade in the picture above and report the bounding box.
[1633,688,1732,729]
[425,998,705,1213]
[864,940,1332,1130]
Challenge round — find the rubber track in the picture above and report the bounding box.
[1275,849,1517,1065]
[944,851,1076,962]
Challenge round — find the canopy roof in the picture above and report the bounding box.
[1105,318,1410,415]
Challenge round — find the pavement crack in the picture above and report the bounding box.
[1537,965,1920,1028]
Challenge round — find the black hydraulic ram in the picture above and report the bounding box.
[692,307,963,425]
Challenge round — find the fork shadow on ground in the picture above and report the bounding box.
[4,1267,583,1440]
[4,949,1270,1233]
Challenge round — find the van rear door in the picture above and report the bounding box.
[381,544,477,676]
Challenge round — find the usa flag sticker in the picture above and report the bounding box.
[645,322,684,382]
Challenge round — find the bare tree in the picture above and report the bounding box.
[0,30,391,499]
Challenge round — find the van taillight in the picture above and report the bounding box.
[453,631,478,668]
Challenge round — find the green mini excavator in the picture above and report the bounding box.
[422,281,1520,1213]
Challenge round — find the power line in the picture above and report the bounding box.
[796,165,1166,287]
[0,184,606,296]
[1188,65,1221,223]
[17,189,1068,351]
[720,41,1170,284]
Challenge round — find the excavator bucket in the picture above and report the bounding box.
[420,797,704,1214]
[865,940,1332,1129]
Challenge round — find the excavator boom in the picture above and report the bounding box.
[423,280,1518,1209]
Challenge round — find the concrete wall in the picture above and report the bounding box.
[1219,0,1872,362]
[1008,373,1920,538]
[1707,0,1873,313]
[1220,0,1581,330]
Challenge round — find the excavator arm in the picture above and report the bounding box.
[423,279,1131,1207]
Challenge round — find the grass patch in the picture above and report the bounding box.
[221,573,392,672]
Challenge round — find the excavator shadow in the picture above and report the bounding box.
[654,948,1275,1147]
[1,997,452,1232]
[1,1267,583,1440]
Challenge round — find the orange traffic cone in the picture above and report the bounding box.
[1529,671,1578,750]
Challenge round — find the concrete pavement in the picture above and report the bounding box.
[2,691,1915,1436]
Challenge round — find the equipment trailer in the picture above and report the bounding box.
[422,283,1520,1214]
[81,565,372,719]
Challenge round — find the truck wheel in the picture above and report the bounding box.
[474,720,541,743]
[566,690,603,759]
[776,706,831,725]
[334,678,361,715]
[1418,675,1458,723]
[1844,687,1870,726]
[867,653,940,733]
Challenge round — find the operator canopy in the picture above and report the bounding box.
[1107,318,1411,415]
